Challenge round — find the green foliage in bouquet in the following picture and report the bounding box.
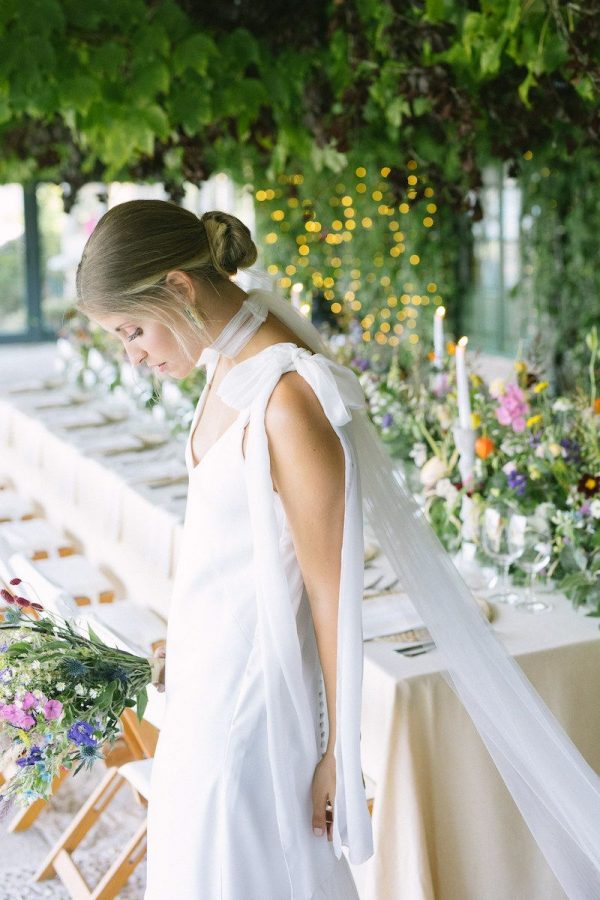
[0,582,155,810]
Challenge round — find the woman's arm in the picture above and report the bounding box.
[265,371,346,840]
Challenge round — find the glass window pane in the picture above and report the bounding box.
[0,184,26,335]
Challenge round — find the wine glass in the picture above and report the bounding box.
[508,515,554,614]
[479,503,524,604]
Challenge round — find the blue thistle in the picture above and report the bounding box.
[62,658,89,679]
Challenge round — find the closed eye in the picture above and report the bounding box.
[128,328,143,342]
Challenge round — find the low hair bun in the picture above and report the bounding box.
[201,210,258,277]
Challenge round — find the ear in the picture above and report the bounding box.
[165,270,196,305]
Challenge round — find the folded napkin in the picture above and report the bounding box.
[362,592,424,641]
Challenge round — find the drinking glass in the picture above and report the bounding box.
[508,515,554,614]
[479,504,524,604]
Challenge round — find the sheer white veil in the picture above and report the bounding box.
[237,269,600,900]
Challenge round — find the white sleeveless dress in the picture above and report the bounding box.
[145,342,373,899]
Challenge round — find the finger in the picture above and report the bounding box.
[325,798,334,842]
[312,797,327,837]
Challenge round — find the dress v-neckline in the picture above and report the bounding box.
[187,341,312,474]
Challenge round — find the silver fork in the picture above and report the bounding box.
[395,640,435,657]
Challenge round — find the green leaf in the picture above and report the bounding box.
[425,0,448,23]
[172,33,218,77]
[135,687,148,722]
[129,64,170,102]
[86,625,104,646]
[518,70,537,106]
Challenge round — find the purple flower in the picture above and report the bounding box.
[68,720,98,748]
[528,432,542,447]
[381,412,393,428]
[579,502,591,516]
[351,357,370,372]
[560,438,581,464]
[43,699,63,721]
[0,668,12,683]
[16,747,43,768]
[22,692,38,711]
[507,469,528,496]
[18,713,36,731]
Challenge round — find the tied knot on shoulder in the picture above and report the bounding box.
[292,349,367,427]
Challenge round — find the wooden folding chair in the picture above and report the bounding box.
[34,685,165,899]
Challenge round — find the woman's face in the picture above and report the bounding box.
[88,312,204,380]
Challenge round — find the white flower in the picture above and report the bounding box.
[534,443,546,459]
[14,699,23,709]
[409,442,428,468]
[55,682,66,691]
[88,689,99,699]
[590,499,600,519]
[435,478,459,506]
[31,660,41,670]
[420,456,447,489]
[552,398,572,413]
[74,684,85,696]
[535,502,554,522]
[502,461,517,476]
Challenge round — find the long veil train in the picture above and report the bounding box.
[240,269,600,900]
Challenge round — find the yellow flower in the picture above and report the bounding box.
[548,442,561,457]
[514,361,526,373]
[469,374,483,387]
[470,412,481,429]
[526,414,542,427]
[528,465,541,480]
[533,381,549,394]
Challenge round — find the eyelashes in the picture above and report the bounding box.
[128,328,143,342]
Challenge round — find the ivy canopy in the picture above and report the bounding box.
[0,0,598,212]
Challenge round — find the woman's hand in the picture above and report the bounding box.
[311,751,336,840]
[148,645,166,692]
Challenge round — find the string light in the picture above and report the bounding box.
[257,159,444,346]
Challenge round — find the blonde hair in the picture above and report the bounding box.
[75,200,258,361]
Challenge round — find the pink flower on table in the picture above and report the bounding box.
[43,699,63,720]
[22,692,38,711]
[495,384,529,433]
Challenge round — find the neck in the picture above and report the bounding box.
[201,289,269,362]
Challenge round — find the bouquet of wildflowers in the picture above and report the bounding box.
[0,577,158,812]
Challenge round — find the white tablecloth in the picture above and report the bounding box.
[358,593,600,900]
[0,390,188,615]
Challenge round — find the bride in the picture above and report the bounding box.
[76,200,600,899]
